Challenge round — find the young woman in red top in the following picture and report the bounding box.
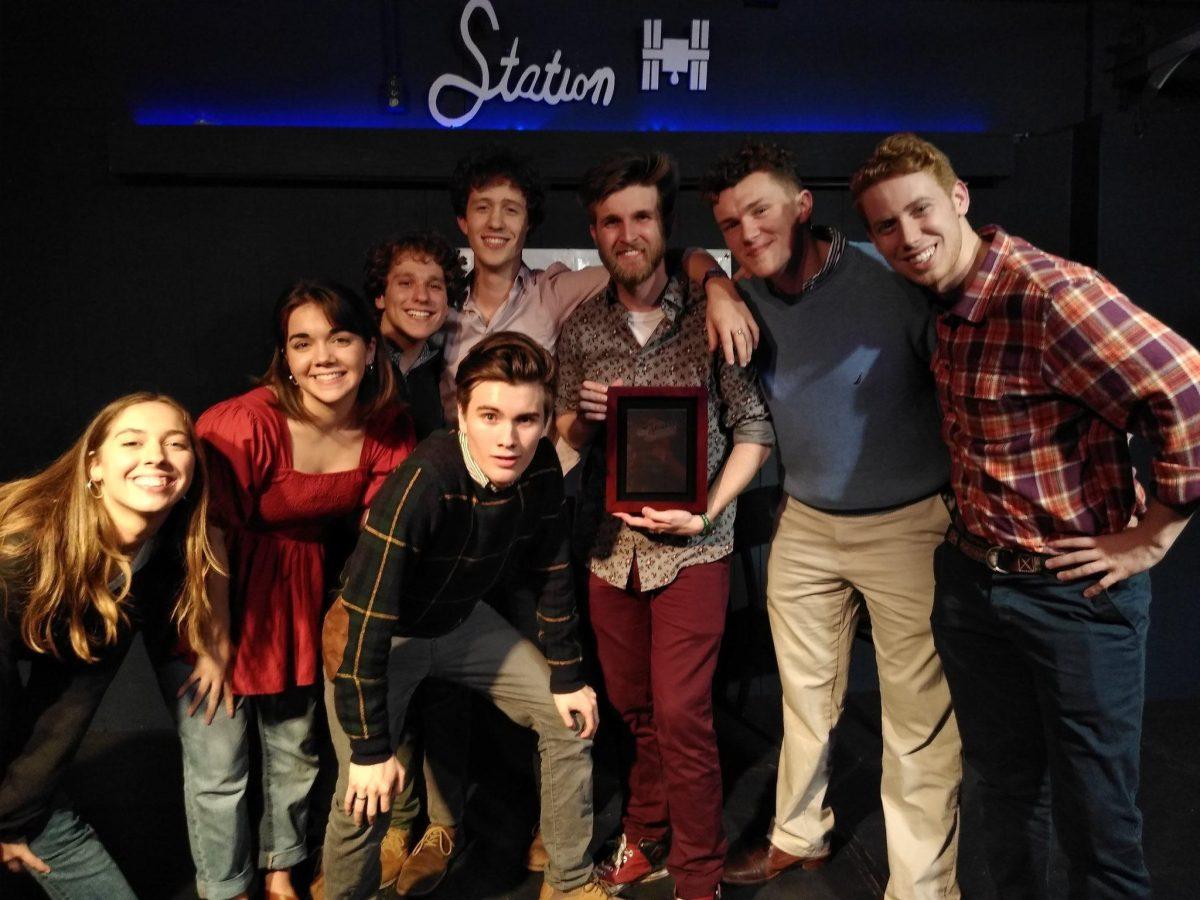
[175,280,414,900]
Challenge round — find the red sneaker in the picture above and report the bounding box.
[595,833,669,892]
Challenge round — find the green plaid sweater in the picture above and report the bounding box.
[329,429,580,762]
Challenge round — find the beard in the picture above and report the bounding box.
[600,238,666,292]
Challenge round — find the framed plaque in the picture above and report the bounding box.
[605,385,708,514]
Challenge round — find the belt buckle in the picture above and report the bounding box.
[984,546,1012,574]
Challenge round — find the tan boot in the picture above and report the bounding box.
[379,826,412,889]
[526,826,550,872]
[537,877,613,899]
[394,824,456,896]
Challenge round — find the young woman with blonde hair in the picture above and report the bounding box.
[0,392,225,898]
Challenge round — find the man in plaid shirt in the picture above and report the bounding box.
[852,133,1200,898]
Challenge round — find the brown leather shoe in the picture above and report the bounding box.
[394,824,456,896]
[526,826,550,872]
[537,877,612,899]
[723,838,829,885]
[380,826,412,889]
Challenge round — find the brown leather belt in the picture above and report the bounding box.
[944,526,1050,575]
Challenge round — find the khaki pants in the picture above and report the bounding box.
[766,493,961,899]
[321,602,594,899]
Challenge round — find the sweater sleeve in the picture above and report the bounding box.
[0,634,129,842]
[330,458,439,763]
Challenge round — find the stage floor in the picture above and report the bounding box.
[2,687,1196,899]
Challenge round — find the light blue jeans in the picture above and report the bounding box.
[23,804,137,900]
[159,659,319,899]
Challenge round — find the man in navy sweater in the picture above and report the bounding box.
[701,142,962,899]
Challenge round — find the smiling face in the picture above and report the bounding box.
[458,379,546,488]
[89,400,195,543]
[711,170,811,281]
[375,252,450,350]
[284,301,374,419]
[858,170,975,294]
[457,178,530,273]
[589,183,667,292]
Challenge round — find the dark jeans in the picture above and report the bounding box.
[931,541,1151,899]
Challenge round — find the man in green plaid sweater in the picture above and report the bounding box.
[320,331,607,900]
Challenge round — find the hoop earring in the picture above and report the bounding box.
[367,360,375,371]
[288,373,297,385]
[86,479,104,500]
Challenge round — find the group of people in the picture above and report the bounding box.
[2,133,1197,900]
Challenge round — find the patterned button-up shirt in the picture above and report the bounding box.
[556,268,773,591]
[935,226,1200,552]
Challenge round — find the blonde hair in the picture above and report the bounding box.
[0,393,222,661]
[849,132,960,204]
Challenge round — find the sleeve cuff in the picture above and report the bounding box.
[549,664,585,695]
[732,419,775,446]
[348,735,392,765]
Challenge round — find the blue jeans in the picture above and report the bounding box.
[159,659,319,899]
[931,541,1151,899]
[22,805,136,900]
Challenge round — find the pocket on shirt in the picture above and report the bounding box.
[946,368,1043,441]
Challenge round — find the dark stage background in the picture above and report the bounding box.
[3,0,1200,722]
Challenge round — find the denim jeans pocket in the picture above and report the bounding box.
[1089,572,1151,630]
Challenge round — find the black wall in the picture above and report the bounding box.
[4,1,1200,704]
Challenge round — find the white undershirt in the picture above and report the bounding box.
[627,308,665,347]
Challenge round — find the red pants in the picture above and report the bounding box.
[589,558,730,897]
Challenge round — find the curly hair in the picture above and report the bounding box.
[449,147,547,231]
[578,149,679,239]
[849,132,959,203]
[699,140,803,204]
[362,231,468,309]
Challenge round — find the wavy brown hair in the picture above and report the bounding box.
[455,331,557,423]
[259,279,396,427]
[0,393,222,662]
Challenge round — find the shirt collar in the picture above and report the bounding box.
[458,429,499,492]
[463,263,532,315]
[943,225,1009,323]
[387,336,440,375]
[762,224,846,299]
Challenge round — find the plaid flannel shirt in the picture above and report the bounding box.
[935,226,1200,552]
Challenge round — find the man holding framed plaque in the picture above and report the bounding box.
[701,142,961,898]
[556,150,773,900]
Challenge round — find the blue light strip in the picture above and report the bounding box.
[133,105,986,133]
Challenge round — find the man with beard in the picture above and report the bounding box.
[555,150,774,900]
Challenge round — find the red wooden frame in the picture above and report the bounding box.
[605,385,708,515]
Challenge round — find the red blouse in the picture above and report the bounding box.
[197,386,414,695]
